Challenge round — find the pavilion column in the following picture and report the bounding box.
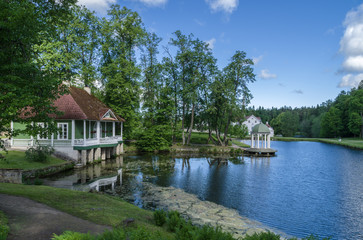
[257,134,260,148]
[264,134,267,148]
[71,120,75,146]
[251,134,254,148]
[113,122,115,137]
[83,120,86,146]
[97,121,100,144]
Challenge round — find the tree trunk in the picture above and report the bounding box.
[182,102,185,145]
[187,103,195,144]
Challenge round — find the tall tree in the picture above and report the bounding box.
[0,0,76,150]
[209,51,255,146]
[100,5,146,138]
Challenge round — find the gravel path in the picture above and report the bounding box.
[0,193,111,240]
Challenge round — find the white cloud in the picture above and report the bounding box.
[259,69,277,79]
[342,55,363,72]
[205,0,239,14]
[338,73,363,88]
[252,55,263,65]
[77,0,116,14]
[136,0,167,7]
[206,38,216,49]
[338,4,363,88]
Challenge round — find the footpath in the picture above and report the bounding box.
[0,194,110,240]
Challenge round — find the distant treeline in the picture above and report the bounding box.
[246,85,363,138]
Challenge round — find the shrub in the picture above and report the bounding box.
[175,220,195,240]
[136,125,172,152]
[196,225,234,240]
[0,211,9,240]
[52,231,95,240]
[25,145,54,163]
[243,231,281,240]
[166,211,182,232]
[154,209,167,226]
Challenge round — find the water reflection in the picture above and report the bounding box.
[44,156,124,190]
[43,145,363,240]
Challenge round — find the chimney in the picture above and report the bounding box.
[84,85,91,95]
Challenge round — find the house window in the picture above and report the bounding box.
[248,120,250,123]
[58,123,68,140]
[37,123,48,140]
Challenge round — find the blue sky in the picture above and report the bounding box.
[78,0,363,108]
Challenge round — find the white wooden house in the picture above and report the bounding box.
[11,86,125,166]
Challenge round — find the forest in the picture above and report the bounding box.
[247,84,363,138]
[1,0,362,152]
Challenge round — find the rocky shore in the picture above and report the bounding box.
[116,178,289,239]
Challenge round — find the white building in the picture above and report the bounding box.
[242,115,261,135]
[242,115,274,136]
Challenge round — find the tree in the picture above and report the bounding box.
[348,88,363,138]
[209,51,255,146]
[100,5,146,139]
[0,0,76,150]
[36,5,101,87]
[271,112,299,137]
[320,107,343,138]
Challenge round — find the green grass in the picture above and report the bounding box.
[232,140,250,148]
[0,150,66,170]
[272,137,363,150]
[0,183,173,239]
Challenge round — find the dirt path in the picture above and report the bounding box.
[0,193,111,240]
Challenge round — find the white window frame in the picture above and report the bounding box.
[37,123,48,140]
[57,123,68,140]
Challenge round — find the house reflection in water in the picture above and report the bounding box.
[88,168,122,192]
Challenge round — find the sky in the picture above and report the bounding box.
[77,0,363,108]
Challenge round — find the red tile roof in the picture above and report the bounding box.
[53,86,125,122]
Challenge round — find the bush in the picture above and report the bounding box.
[52,231,95,240]
[0,211,9,240]
[166,211,182,232]
[243,231,281,240]
[136,125,172,152]
[154,209,167,226]
[25,145,54,163]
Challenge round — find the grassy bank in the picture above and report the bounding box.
[0,151,66,170]
[272,137,363,150]
[0,183,173,239]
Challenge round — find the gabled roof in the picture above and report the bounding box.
[53,86,125,122]
[245,115,261,121]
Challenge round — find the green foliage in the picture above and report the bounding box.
[25,145,54,163]
[271,111,299,137]
[136,125,172,152]
[0,211,9,240]
[52,231,94,240]
[154,209,167,226]
[166,211,182,232]
[243,231,281,240]
[0,0,75,151]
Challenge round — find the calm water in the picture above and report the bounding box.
[45,141,363,239]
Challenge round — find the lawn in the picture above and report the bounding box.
[272,137,363,150]
[0,183,173,239]
[0,151,66,170]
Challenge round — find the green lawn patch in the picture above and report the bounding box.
[0,151,66,170]
[272,137,363,150]
[232,140,250,148]
[0,183,173,239]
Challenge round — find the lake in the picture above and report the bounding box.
[44,141,363,239]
